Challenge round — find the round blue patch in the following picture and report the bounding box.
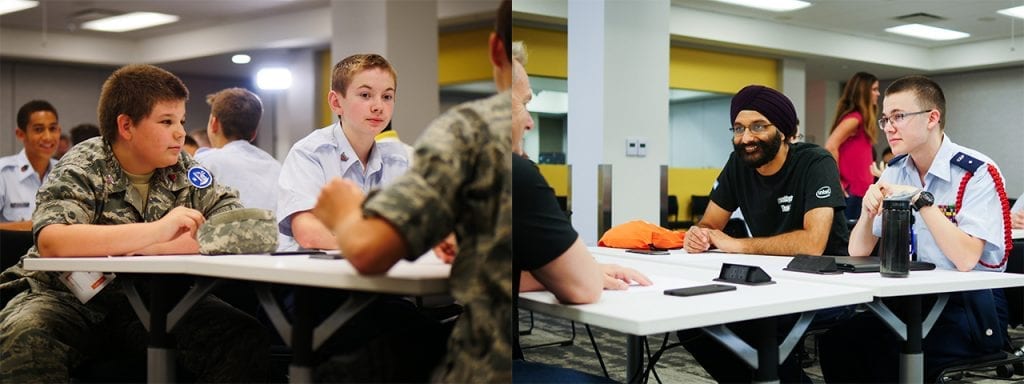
[187,166,214,189]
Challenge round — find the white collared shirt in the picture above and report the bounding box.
[874,134,1006,271]
[194,140,282,212]
[0,149,56,222]
[276,123,410,250]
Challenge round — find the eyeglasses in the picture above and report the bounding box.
[729,123,773,136]
[877,110,930,130]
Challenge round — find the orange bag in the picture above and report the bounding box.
[597,220,685,250]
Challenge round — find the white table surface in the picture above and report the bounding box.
[591,247,1024,297]
[519,255,873,336]
[1013,228,1023,240]
[23,253,450,296]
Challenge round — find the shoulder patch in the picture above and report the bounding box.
[187,166,214,189]
[888,154,908,167]
[950,152,983,173]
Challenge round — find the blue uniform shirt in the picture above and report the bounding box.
[194,140,282,212]
[277,123,409,250]
[874,134,1006,271]
[0,149,56,222]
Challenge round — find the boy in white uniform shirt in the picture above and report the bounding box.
[194,87,281,212]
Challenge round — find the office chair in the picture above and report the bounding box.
[935,242,1024,382]
[664,195,686,229]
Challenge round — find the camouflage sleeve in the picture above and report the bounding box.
[362,105,481,259]
[187,158,243,218]
[32,163,99,241]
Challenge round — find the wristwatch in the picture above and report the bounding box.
[913,191,934,211]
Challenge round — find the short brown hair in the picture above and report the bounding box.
[206,88,263,141]
[98,64,189,144]
[330,54,397,96]
[885,75,946,130]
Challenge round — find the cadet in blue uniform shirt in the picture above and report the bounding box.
[0,100,61,224]
[277,54,409,251]
[821,75,1013,383]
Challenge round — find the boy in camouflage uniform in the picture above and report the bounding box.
[310,1,513,382]
[0,64,270,382]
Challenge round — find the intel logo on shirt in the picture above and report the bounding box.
[816,186,831,199]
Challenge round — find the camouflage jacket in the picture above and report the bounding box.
[1,137,242,295]
[363,92,512,383]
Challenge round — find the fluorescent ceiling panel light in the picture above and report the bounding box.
[885,23,970,41]
[997,5,1024,20]
[709,0,810,12]
[232,54,252,64]
[81,12,179,33]
[0,0,38,16]
[256,68,292,90]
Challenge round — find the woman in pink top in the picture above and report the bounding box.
[825,72,879,221]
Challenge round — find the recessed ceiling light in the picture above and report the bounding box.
[256,68,292,90]
[885,24,970,41]
[709,0,811,12]
[0,0,39,16]
[232,54,252,64]
[997,5,1024,20]
[81,12,179,33]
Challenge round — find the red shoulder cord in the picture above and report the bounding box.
[954,164,1013,269]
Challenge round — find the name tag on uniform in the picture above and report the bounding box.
[59,271,115,304]
[9,202,29,208]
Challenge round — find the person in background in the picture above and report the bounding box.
[0,100,60,227]
[183,134,200,156]
[0,64,270,382]
[821,75,1012,383]
[309,1,512,380]
[53,133,70,160]
[824,72,880,221]
[69,123,100,146]
[511,40,650,383]
[194,87,280,212]
[277,53,408,252]
[870,146,894,178]
[188,128,210,148]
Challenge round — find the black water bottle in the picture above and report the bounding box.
[880,198,912,277]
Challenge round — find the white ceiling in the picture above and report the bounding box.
[0,0,501,78]
[513,0,1024,83]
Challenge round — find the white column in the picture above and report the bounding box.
[330,0,439,143]
[805,79,838,146]
[780,58,806,141]
[568,0,670,244]
[266,48,316,160]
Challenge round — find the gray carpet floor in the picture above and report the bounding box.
[518,310,1024,383]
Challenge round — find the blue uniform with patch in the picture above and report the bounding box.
[0,149,56,222]
[276,123,409,251]
[820,134,1010,382]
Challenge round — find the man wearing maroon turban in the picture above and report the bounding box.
[679,85,851,383]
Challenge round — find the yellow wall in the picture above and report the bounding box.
[318,50,333,127]
[511,27,568,78]
[537,164,569,196]
[438,28,494,85]
[669,47,777,93]
[536,165,720,221]
[510,27,777,91]
[667,168,720,221]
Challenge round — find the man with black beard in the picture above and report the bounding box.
[685,84,849,257]
[679,85,851,383]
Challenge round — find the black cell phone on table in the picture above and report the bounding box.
[664,284,736,297]
[626,249,669,255]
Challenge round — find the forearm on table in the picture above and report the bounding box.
[37,222,163,257]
